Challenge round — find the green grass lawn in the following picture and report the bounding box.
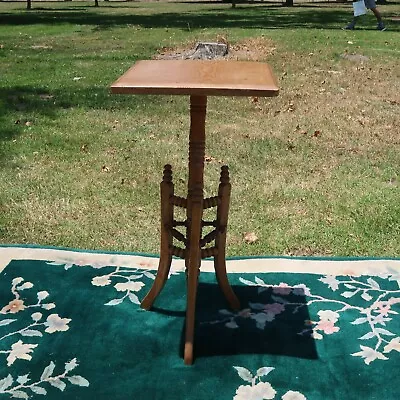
[0,1,399,257]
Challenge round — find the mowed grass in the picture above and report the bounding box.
[0,1,399,257]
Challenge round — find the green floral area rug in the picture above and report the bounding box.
[0,246,399,400]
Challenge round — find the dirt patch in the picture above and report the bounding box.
[154,36,276,61]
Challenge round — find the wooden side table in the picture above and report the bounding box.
[111,60,279,364]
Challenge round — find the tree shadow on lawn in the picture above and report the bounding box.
[0,6,367,31]
[0,85,159,166]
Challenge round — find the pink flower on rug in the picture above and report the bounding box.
[272,283,292,295]
[44,314,71,333]
[1,299,26,314]
[238,309,251,318]
[6,340,38,366]
[234,382,277,400]
[317,310,339,323]
[91,275,112,287]
[315,320,340,335]
[114,281,145,292]
[372,302,392,317]
[264,303,285,315]
[138,260,157,269]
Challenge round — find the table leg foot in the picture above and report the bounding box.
[140,254,172,310]
[214,166,240,311]
[214,256,241,311]
[140,165,174,310]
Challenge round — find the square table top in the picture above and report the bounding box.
[110,60,279,97]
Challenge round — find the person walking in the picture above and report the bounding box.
[343,0,386,31]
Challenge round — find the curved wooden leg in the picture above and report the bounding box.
[141,165,174,310]
[214,166,241,311]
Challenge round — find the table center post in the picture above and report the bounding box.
[184,95,207,365]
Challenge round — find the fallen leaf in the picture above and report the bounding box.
[25,121,32,127]
[295,125,307,135]
[287,142,295,151]
[244,232,258,244]
[287,102,295,112]
[312,130,321,137]
[80,144,88,153]
[101,165,110,172]
[205,155,216,163]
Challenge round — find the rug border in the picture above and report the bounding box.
[1,243,400,276]
[1,243,399,262]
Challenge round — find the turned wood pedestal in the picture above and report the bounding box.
[111,60,279,365]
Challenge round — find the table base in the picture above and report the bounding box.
[141,95,240,365]
[141,164,240,364]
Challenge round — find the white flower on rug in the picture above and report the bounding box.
[91,275,112,287]
[383,337,400,353]
[232,366,307,400]
[282,391,307,400]
[114,281,145,292]
[44,314,71,334]
[235,381,276,400]
[319,275,340,291]
[6,341,38,366]
[351,345,389,365]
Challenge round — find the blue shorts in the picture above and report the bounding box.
[364,0,376,9]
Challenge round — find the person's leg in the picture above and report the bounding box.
[371,7,386,29]
[344,16,358,30]
[365,0,386,30]
[371,7,383,21]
